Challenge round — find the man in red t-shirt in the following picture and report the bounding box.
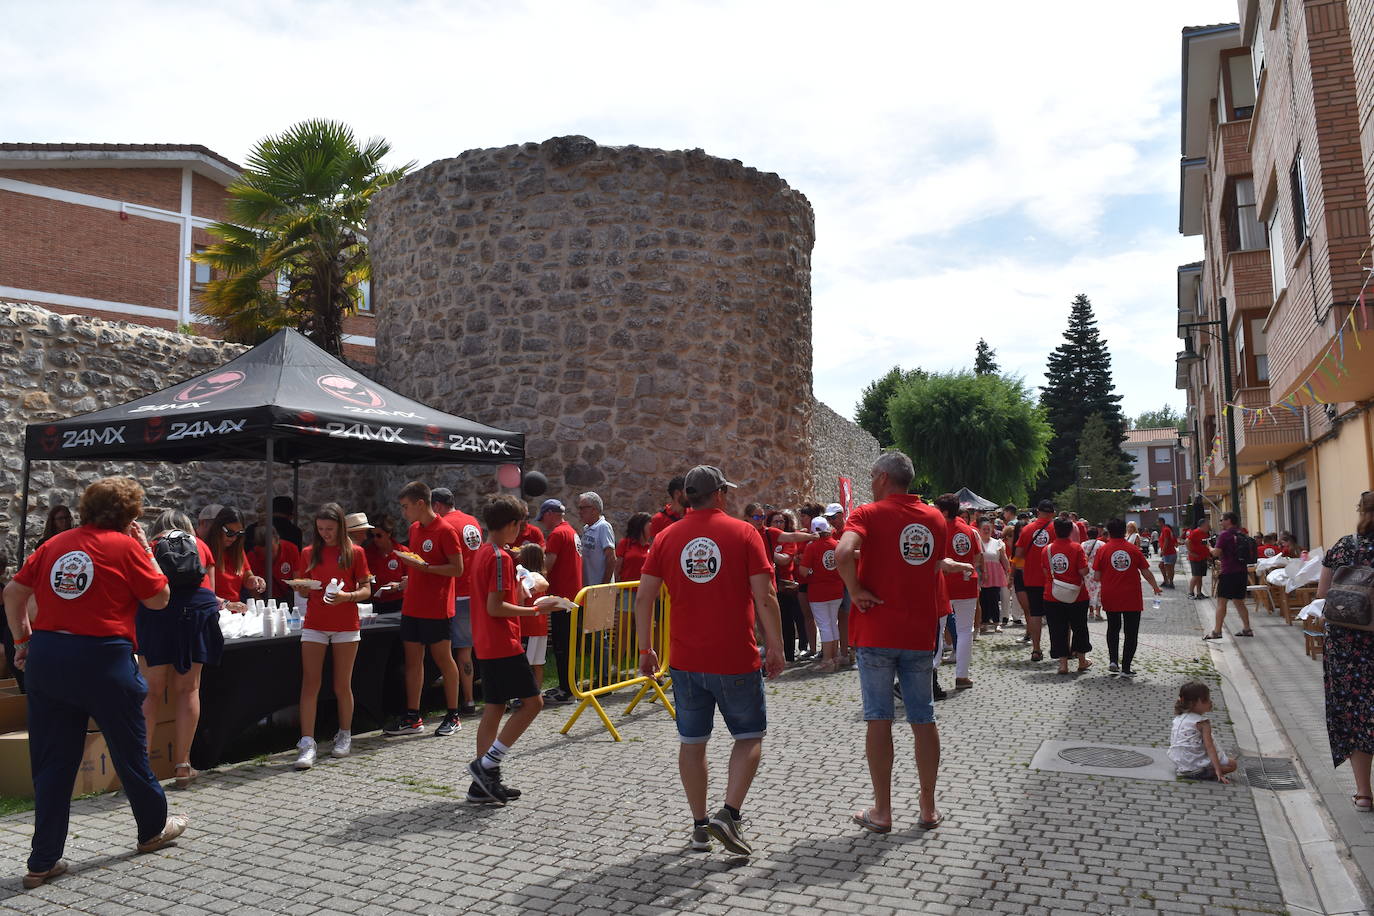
[5,476,184,881]
[836,453,973,835]
[538,499,583,704]
[1014,500,1056,661]
[647,475,690,541]
[385,481,466,737]
[1157,521,1178,589]
[635,465,782,857]
[1092,518,1161,677]
[1185,519,1211,600]
[432,487,484,717]
[465,494,555,805]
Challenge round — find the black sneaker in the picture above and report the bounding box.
[706,807,752,856]
[933,681,948,701]
[690,824,711,851]
[435,714,461,737]
[489,766,521,799]
[465,781,502,804]
[466,759,507,805]
[458,704,477,717]
[542,688,574,705]
[383,715,424,736]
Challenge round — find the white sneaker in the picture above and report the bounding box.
[331,730,351,758]
[294,737,316,770]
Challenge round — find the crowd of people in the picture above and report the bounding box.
[3,462,1370,887]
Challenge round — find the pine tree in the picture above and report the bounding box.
[974,339,999,375]
[855,365,925,448]
[1053,413,1135,522]
[1038,293,1131,501]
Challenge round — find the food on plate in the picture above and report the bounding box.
[284,578,323,590]
[393,549,426,565]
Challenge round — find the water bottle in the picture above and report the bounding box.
[1152,596,1162,610]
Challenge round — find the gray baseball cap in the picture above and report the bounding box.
[684,465,738,498]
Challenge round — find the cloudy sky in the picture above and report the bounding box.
[3,0,1239,422]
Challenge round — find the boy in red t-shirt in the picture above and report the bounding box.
[466,495,559,805]
[1157,522,1178,589]
[1091,518,1161,677]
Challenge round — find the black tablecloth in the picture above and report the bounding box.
[190,619,402,770]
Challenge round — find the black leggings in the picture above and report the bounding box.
[1106,611,1141,669]
[778,591,804,660]
[1044,600,1091,659]
[979,587,1003,624]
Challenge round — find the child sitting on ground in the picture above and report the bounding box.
[1169,681,1238,783]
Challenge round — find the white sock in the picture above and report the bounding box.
[480,739,510,770]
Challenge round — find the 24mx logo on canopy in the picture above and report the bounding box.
[60,426,127,449]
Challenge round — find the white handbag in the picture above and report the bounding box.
[1051,577,1081,603]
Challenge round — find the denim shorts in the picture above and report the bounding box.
[857,646,937,725]
[669,667,766,743]
[1161,553,1178,565]
[450,597,472,649]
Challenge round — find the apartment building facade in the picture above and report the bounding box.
[0,143,377,362]
[1123,428,1194,531]
[1176,3,1374,550]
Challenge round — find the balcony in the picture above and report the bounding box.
[1216,120,1252,175]
[1232,386,1306,469]
[1223,249,1272,313]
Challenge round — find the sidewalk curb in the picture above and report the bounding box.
[1194,597,1372,915]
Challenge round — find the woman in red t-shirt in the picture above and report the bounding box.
[362,516,406,613]
[290,503,370,770]
[207,507,265,607]
[614,513,653,583]
[1041,518,1093,675]
[247,526,300,604]
[799,519,845,671]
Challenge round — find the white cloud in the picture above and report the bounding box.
[0,0,1237,420]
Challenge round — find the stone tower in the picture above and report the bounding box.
[368,136,817,523]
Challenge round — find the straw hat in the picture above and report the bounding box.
[344,512,374,531]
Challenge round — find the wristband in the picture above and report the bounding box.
[639,649,656,656]
[14,636,30,647]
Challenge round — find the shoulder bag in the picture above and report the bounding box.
[1326,534,1374,631]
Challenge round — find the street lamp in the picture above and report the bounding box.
[1176,295,1241,520]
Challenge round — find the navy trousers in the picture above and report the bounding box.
[24,632,167,871]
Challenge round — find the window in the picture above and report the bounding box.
[1154,448,1172,463]
[358,279,372,312]
[1158,480,1174,496]
[1225,178,1266,251]
[1289,150,1309,247]
[1267,207,1286,296]
[1250,317,1269,383]
[192,246,211,286]
[1251,24,1266,89]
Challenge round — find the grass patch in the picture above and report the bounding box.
[0,795,35,816]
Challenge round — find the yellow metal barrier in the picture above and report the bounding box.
[560,581,675,741]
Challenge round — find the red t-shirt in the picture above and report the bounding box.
[300,544,370,631]
[1158,526,1177,555]
[843,495,949,652]
[439,508,484,601]
[469,543,524,660]
[365,543,406,588]
[517,547,549,638]
[1186,528,1210,562]
[615,538,650,582]
[647,505,685,540]
[1016,517,1055,587]
[1259,544,1280,558]
[801,535,844,602]
[1075,520,1088,542]
[402,515,461,619]
[544,521,584,601]
[1092,538,1148,612]
[214,550,252,603]
[515,523,545,549]
[641,508,772,674]
[15,525,167,644]
[161,535,214,592]
[943,517,981,600]
[1042,538,1088,603]
[247,540,300,602]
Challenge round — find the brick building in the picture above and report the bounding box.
[1123,427,1194,531]
[1176,4,1374,549]
[0,143,377,361]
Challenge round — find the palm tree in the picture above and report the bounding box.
[193,119,413,355]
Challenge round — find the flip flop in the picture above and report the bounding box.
[1237,630,1255,637]
[1353,795,1373,812]
[852,809,891,834]
[917,812,945,830]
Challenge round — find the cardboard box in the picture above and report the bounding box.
[0,730,122,799]
[145,720,178,782]
[85,682,176,734]
[0,684,26,735]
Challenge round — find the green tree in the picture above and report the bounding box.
[974,338,999,375]
[887,370,1051,505]
[855,365,925,448]
[1054,413,1136,522]
[192,119,414,356]
[1038,293,1130,501]
[1133,405,1188,433]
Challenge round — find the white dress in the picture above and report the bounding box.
[1081,539,1104,607]
[1168,712,1227,774]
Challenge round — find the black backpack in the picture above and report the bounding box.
[154,530,206,591]
[1233,531,1258,565]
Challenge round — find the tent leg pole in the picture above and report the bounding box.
[17,459,31,567]
[265,439,274,605]
[292,463,300,517]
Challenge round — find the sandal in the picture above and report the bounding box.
[852,808,892,834]
[1077,660,1093,673]
[1237,630,1255,637]
[173,763,198,789]
[1203,632,1223,640]
[1354,795,1374,812]
[1030,651,1044,662]
[917,811,945,830]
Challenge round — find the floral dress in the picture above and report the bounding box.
[1323,532,1374,767]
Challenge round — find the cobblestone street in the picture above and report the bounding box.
[0,582,1309,914]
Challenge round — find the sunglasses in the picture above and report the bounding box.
[751,514,766,520]
[223,527,244,539]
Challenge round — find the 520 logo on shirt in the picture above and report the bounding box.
[462,525,482,551]
[952,532,972,556]
[50,550,95,599]
[1033,527,1051,548]
[1050,553,1070,575]
[680,537,721,583]
[822,549,838,571]
[899,524,934,566]
[1110,550,1132,571]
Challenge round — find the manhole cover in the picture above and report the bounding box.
[1245,758,1303,790]
[1057,746,1155,768]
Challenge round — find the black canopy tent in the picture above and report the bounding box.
[955,487,999,512]
[19,328,524,576]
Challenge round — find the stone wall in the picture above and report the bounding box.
[0,302,359,564]
[369,136,817,532]
[808,400,880,507]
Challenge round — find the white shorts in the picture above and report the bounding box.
[301,628,361,645]
[812,598,843,643]
[526,634,548,666]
